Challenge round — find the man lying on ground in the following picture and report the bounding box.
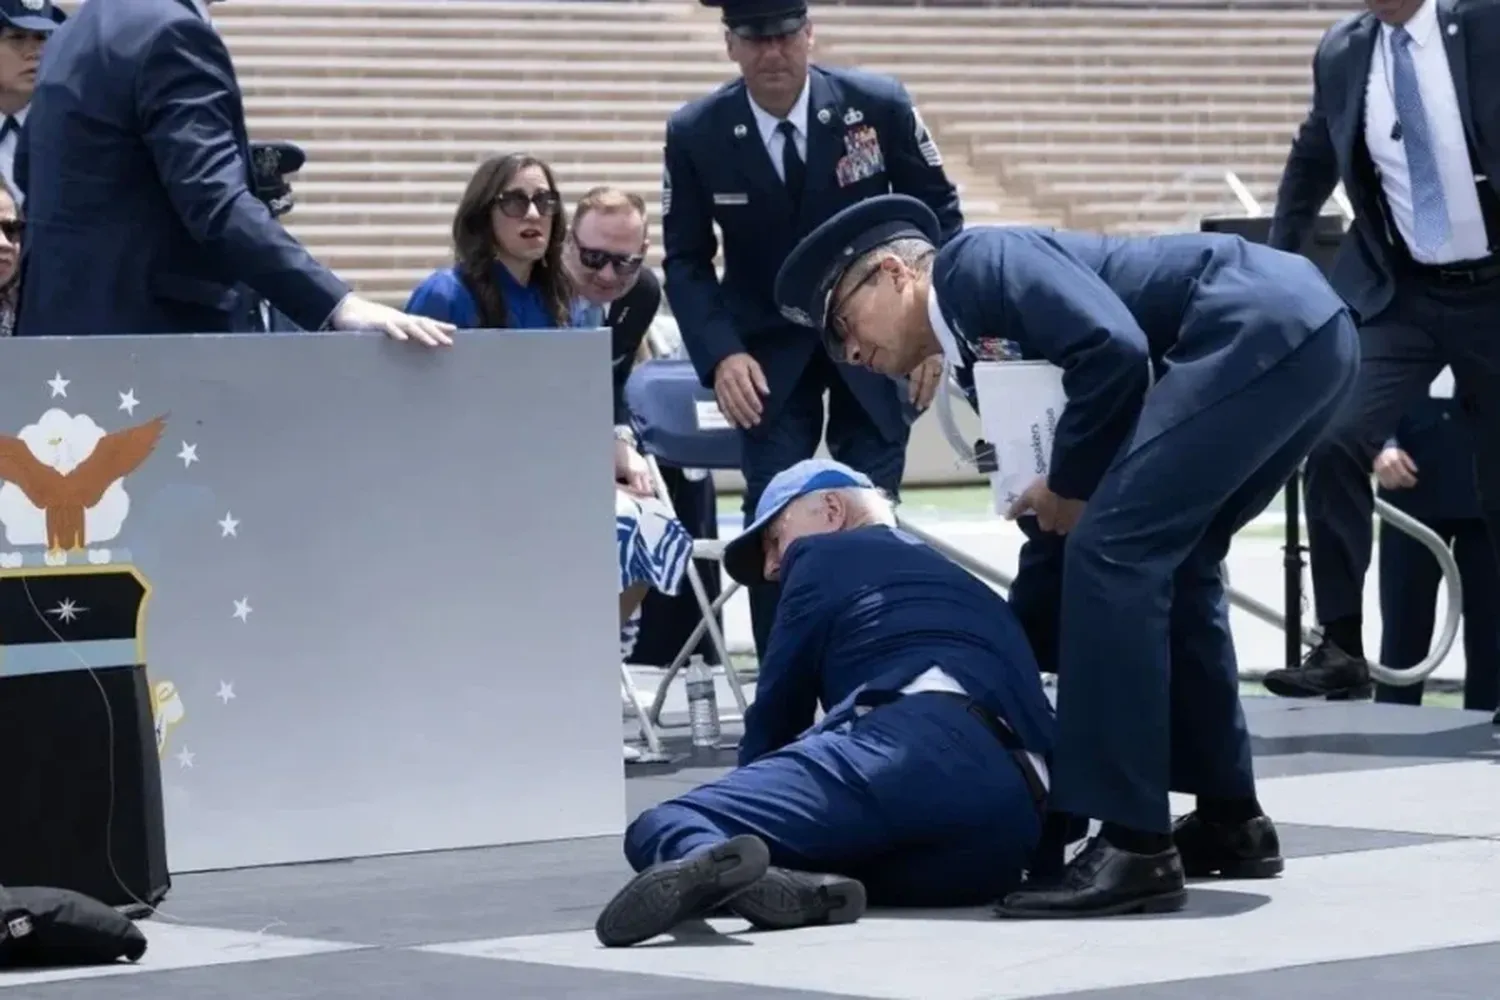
[595,458,1056,947]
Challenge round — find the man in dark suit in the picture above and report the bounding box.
[233,140,306,333]
[1261,0,1500,700]
[776,194,1359,917]
[595,460,1054,948]
[1373,375,1500,712]
[662,0,962,656]
[15,0,451,345]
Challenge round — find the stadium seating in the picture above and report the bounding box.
[210,0,1347,306]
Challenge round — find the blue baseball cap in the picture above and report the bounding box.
[701,0,808,39]
[774,194,941,358]
[0,0,60,32]
[723,458,873,586]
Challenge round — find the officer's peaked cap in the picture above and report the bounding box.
[774,193,941,353]
[0,0,60,33]
[701,0,809,38]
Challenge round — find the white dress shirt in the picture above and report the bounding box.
[190,0,212,20]
[746,78,810,182]
[1363,0,1490,264]
[0,104,27,205]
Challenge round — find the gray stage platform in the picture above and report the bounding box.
[6,697,1499,1000]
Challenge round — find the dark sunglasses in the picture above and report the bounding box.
[494,189,561,219]
[0,219,23,242]
[574,242,644,274]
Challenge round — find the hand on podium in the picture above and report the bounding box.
[331,294,455,347]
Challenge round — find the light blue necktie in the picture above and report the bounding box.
[1391,27,1452,254]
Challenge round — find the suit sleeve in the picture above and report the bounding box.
[737,542,832,767]
[134,16,350,333]
[1269,37,1342,252]
[661,117,743,388]
[939,231,1152,501]
[884,83,963,244]
[608,267,662,426]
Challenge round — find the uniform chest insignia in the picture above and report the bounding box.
[843,107,863,126]
[835,125,884,188]
[973,337,1023,361]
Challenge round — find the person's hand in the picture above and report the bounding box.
[331,294,455,347]
[713,352,769,429]
[907,355,945,411]
[614,438,654,496]
[1374,446,1418,490]
[1006,476,1086,535]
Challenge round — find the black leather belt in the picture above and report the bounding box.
[929,691,1049,812]
[1406,253,1500,286]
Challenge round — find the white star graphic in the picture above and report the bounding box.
[46,598,87,623]
[175,746,195,769]
[216,681,235,705]
[46,372,68,398]
[232,597,252,622]
[218,512,239,538]
[177,442,199,468]
[118,389,140,415]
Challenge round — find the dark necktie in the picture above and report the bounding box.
[0,117,16,146]
[778,120,805,211]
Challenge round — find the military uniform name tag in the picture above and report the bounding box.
[713,193,749,206]
[835,124,885,187]
[970,361,1067,512]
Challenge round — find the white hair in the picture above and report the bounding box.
[803,486,896,527]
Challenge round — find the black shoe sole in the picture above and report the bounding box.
[1183,855,1285,879]
[730,870,866,931]
[995,888,1187,919]
[595,834,771,948]
[1262,675,1372,701]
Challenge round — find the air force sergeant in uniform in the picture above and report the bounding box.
[595,459,1054,948]
[662,0,962,655]
[775,194,1361,918]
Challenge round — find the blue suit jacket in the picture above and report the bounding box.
[662,65,962,441]
[1267,0,1500,323]
[15,0,349,336]
[1381,397,1482,522]
[931,227,1347,502]
[738,524,1056,767]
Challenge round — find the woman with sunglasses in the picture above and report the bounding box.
[404,153,572,329]
[0,182,21,336]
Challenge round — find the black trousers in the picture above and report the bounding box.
[1374,516,1500,711]
[1305,274,1500,627]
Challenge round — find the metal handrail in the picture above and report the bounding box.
[930,368,1463,687]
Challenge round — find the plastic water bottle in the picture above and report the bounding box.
[685,655,720,749]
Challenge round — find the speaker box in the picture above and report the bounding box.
[1200,212,1346,277]
[0,566,170,909]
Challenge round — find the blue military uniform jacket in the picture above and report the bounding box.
[739,524,1056,767]
[1381,396,1482,522]
[663,65,962,441]
[930,227,1347,501]
[16,0,348,337]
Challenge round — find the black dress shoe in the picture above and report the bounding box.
[595,834,770,947]
[729,868,866,931]
[1173,813,1284,879]
[1262,640,1371,700]
[994,836,1186,919]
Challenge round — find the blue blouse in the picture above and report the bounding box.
[404,263,556,329]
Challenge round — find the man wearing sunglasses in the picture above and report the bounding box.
[663,0,963,658]
[15,0,453,346]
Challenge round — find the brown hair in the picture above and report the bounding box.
[572,186,648,233]
[450,153,571,328]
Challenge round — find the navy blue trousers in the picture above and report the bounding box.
[624,693,1041,907]
[1375,516,1500,711]
[1046,314,1361,833]
[740,351,907,656]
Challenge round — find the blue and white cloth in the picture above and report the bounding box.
[616,489,693,659]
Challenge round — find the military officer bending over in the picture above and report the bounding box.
[775,195,1361,919]
[595,458,1055,948]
